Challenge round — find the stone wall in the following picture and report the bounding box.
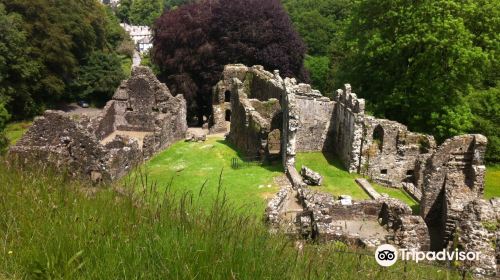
[282,78,300,171]
[247,66,284,101]
[393,215,431,251]
[360,118,436,187]
[222,65,286,159]
[9,111,142,181]
[210,65,249,134]
[292,187,429,250]
[265,187,290,229]
[10,66,187,182]
[453,199,498,277]
[331,85,365,173]
[291,84,335,152]
[420,134,487,249]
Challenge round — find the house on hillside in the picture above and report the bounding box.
[120,23,153,54]
[137,37,153,53]
[101,0,120,6]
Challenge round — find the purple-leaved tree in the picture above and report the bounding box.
[153,0,308,124]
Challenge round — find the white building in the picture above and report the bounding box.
[120,23,153,54]
[137,37,153,53]
[101,0,120,6]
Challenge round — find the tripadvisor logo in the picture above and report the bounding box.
[374,244,481,267]
[375,244,398,267]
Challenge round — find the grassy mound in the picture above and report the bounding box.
[0,163,467,279]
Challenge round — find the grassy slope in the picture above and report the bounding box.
[4,121,32,145]
[295,152,419,210]
[485,165,500,199]
[136,136,282,215]
[0,163,467,279]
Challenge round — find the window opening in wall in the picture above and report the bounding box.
[373,125,384,153]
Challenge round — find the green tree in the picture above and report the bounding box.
[2,0,130,119]
[466,86,500,163]
[129,0,163,26]
[282,0,356,92]
[163,0,193,10]
[304,56,331,94]
[283,0,355,57]
[337,0,499,143]
[104,6,129,51]
[116,0,133,23]
[0,3,41,118]
[71,51,126,106]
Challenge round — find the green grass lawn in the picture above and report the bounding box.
[134,136,283,215]
[295,152,419,211]
[485,165,500,199]
[5,121,32,145]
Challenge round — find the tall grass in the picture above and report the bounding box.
[0,162,467,279]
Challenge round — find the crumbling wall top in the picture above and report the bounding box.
[334,84,365,114]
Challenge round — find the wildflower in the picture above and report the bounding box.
[8,251,13,255]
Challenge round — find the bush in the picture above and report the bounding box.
[116,38,135,59]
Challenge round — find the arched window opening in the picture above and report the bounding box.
[267,129,281,155]
[225,109,231,121]
[224,90,231,103]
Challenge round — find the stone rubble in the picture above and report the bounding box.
[300,165,323,186]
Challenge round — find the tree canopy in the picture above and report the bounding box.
[116,0,194,26]
[335,0,499,161]
[0,1,130,120]
[152,0,308,124]
[280,0,356,94]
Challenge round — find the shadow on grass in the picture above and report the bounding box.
[411,204,420,215]
[322,151,351,172]
[215,139,283,173]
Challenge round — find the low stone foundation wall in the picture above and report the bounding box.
[288,187,428,250]
[265,187,290,228]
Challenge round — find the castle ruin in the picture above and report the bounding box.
[10,64,498,276]
[212,64,497,276]
[10,67,187,182]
